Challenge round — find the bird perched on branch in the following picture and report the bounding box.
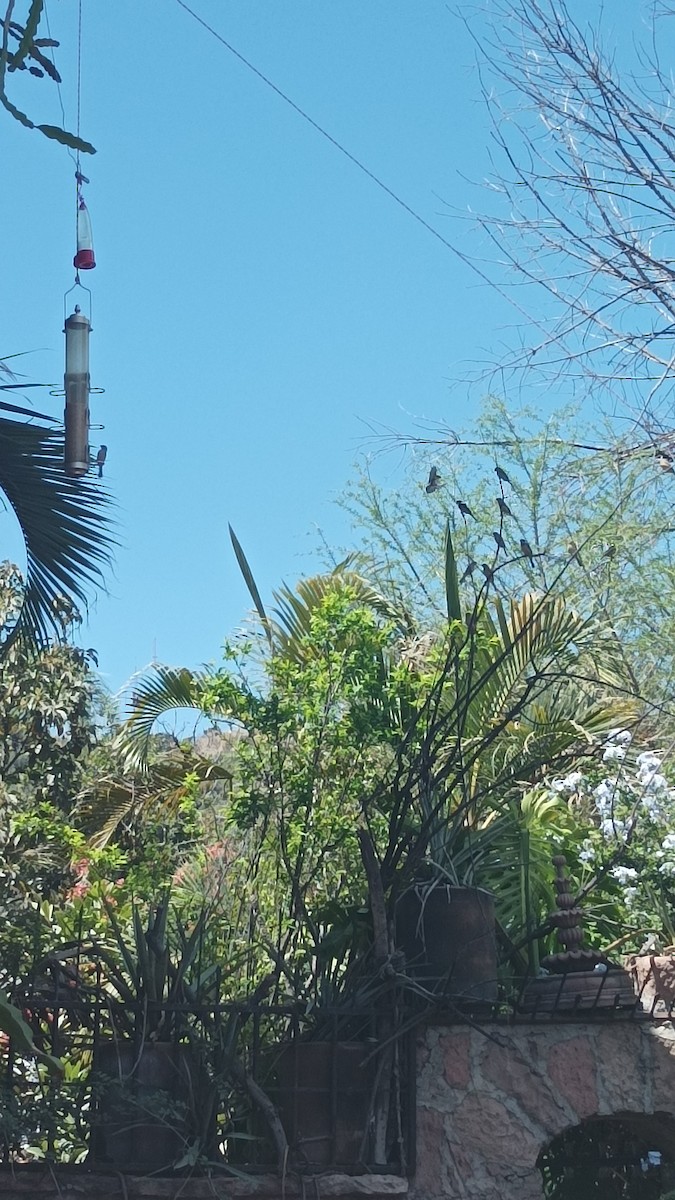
[460,560,478,582]
[520,538,535,562]
[495,465,511,485]
[425,466,442,493]
[492,530,507,552]
[497,496,513,518]
[96,445,107,479]
[481,563,495,582]
[456,499,476,519]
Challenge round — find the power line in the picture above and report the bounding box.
[173,0,489,282]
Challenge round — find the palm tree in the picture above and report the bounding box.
[0,358,114,646]
[97,527,637,955]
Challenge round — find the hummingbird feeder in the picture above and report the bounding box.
[64,304,92,478]
[63,162,102,477]
[73,196,96,271]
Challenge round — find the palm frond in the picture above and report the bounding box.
[81,752,232,848]
[119,665,210,771]
[463,593,602,739]
[271,569,413,661]
[229,525,271,644]
[0,418,115,646]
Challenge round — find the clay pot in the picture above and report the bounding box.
[89,1041,215,1172]
[395,884,498,1001]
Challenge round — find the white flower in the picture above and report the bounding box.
[624,887,638,904]
[600,816,629,841]
[641,793,667,822]
[642,771,669,794]
[603,744,627,762]
[637,751,662,773]
[659,861,675,877]
[579,839,596,863]
[663,834,675,850]
[611,866,638,885]
[552,770,585,794]
[593,780,615,816]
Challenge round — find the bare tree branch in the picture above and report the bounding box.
[457,0,675,433]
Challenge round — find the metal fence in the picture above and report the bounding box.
[2,958,674,1175]
[0,981,415,1176]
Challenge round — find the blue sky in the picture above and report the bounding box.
[1,0,639,697]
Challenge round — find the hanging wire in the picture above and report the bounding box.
[44,0,86,285]
[43,0,77,168]
[172,0,534,322]
[75,0,82,175]
[73,0,84,284]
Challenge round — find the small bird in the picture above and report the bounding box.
[460,560,478,582]
[456,499,476,519]
[567,540,583,565]
[495,465,511,485]
[481,563,495,582]
[496,497,513,518]
[96,445,107,479]
[657,454,674,473]
[603,543,616,560]
[520,538,535,562]
[492,531,507,551]
[425,466,442,493]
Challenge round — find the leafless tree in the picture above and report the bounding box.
[462,0,675,438]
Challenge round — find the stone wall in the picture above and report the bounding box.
[0,1171,408,1200]
[413,1020,675,1200]
[5,1018,675,1199]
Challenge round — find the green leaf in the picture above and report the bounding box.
[0,418,115,649]
[10,1,44,70]
[0,992,63,1076]
[36,124,96,154]
[229,525,271,644]
[119,665,207,771]
[0,90,34,129]
[444,522,461,623]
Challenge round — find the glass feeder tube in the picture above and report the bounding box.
[64,306,91,477]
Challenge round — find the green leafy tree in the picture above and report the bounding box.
[342,398,675,707]
[110,538,638,989]
[0,564,113,979]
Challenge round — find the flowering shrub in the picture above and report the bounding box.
[546,731,675,950]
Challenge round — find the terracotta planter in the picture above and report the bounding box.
[628,954,675,1013]
[89,1041,215,1172]
[246,1041,375,1169]
[395,883,498,1000]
